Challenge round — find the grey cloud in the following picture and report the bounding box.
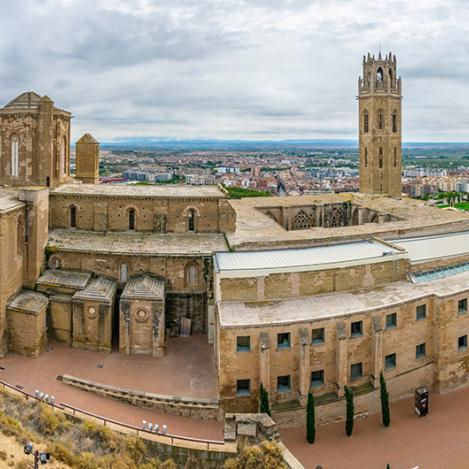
[1,0,469,141]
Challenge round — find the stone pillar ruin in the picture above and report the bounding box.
[298,328,311,405]
[75,133,100,184]
[336,321,348,397]
[371,316,384,387]
[259,332,271,395]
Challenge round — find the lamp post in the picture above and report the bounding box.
[24,443,50,468]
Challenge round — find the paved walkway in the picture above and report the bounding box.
[0,336,223,440]
[281,386,469,469]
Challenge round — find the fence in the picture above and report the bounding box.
[0,378,234,454]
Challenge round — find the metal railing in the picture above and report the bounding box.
[0,379,229,452]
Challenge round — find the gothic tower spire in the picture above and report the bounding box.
[358,52,402,197]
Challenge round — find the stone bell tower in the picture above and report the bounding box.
[358,52,402,197]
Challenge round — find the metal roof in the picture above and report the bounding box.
[390,231,469,262]
[215,240,402,275]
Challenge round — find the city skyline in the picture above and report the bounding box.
[1,0,469,142]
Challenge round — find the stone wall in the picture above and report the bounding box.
[49,194,236,233]
[219,258,409,302]
[0,206,25,356]
[61,374,221,420]
[217,295,436,411]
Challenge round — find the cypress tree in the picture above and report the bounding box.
[344,386,354,437]
[259,383,271,416]
[380,371,391,427]
[306,391,316,444]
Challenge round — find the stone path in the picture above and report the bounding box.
[0,336,223,440]
[281,386,469,469]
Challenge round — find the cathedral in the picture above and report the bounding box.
[1,54,469,422]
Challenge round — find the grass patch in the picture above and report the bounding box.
[224,186,271,199]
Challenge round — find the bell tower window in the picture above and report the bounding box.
[363,111,369,133]
[392,112,398,133]
[11,135,19,177]
[187,209,196,232]
[364,147,368,167]
[379,147,383,169]
[128,208,136,231]
[70,205,77,228]
[378,111,384,130]
[376,67,384,83]
[394,147,397,167]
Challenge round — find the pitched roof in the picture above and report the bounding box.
[77,133,98,144]
[2,92,42,111]
[121,275,165,300]
[73,277,116,303]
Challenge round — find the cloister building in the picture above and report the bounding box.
[2,54,469,424]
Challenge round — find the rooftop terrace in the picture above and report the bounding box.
[52,183,226,199]
[226,193,469,250]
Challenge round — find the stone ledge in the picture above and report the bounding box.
[61,374,221,420]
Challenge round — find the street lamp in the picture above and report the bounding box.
[24,443,50,468]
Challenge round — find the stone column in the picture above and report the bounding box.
[259,332,271,395]
[71,300,84,349]
[119,299,131,355]
[298,328,311,405]
[336,321,348,397]
[371,316,384,388]
[357,207,367,225]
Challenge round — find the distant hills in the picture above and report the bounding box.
[95,137,469,152]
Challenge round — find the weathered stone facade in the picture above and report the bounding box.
[2,53,469,430]
[359,53,402,197]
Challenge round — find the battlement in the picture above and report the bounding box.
[359,51,401,96]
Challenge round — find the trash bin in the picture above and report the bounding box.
[415,387,429,416]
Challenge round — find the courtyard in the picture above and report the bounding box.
[281,386,469,469]
[0,335,223,440]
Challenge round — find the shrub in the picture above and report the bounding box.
[306,391,315,444]
[223,440,286,468]
[380,372,391,427]
[15,460,29,469]
[46,442,76,466]
[76,452,99,469]
[259,383,271,416]
[0,450,6,460]
[160,460,177,469]
[344,386,354,437]
[33,404,68,435]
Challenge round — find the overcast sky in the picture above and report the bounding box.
[1,0,468,142]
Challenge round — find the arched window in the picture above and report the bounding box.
[11,135,19,177]
[364,147,368,167]
[379,147,383,169]
[376,67,383,82]
[128,208,136,231]
[394,147,397,167]
[187,209,196,232]
[119,263,128,283]
[378,110,384,130]
[70,205,77,228]
[363,111,369,133]
[17,215,24,256]
[61,136,67,176]
[389,68,393,86]
[186,264,197,286]
[392,113,397,133]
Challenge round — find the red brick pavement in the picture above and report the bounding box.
[281,386,469,469]
[0,336,223,440]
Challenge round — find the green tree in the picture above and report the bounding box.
[259,383,271,416]
[306,391,316,444]
[380,371,391,427]
[344,386,354,437]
